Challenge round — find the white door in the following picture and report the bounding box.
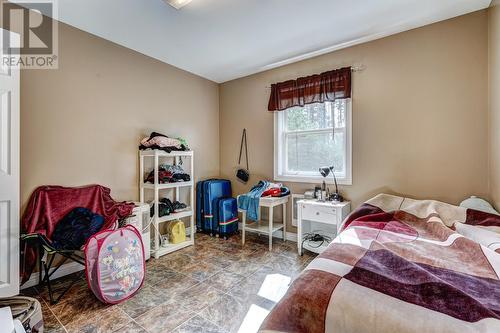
[0,29,20,297]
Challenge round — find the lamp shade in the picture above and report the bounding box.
[319,166,332,178]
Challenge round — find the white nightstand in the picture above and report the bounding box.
[297,199,351,255]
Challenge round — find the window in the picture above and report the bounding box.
[274,99,352,185]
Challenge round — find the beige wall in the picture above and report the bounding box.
[20,22,220,209]
[490,3,500,209]
[220,11,490,231]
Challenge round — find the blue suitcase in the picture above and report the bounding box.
[203,180,232,236]
[196,180,208,232]
[216,197,238,239]
[196,179,218,233]
[196,179,232,236]
[197,180,213,233]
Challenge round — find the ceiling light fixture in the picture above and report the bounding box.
[164,0,192,10]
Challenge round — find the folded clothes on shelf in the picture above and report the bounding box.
[159,164,185,174]
[144,165,190,184]
[150,198,188,217]
[139,132,189,153]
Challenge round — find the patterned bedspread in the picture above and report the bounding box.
[260,194,500,333]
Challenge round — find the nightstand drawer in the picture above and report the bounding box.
[301,204,338,224]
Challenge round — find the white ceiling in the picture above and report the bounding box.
[19,0,492,82]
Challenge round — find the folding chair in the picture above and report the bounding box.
[20,185,135,304]
[21,233,86,305]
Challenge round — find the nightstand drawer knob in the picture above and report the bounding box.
[316,212,320,215]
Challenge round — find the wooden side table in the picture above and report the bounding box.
[238,195,289,251]
[297,199,351,255]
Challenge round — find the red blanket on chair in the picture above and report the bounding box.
[20,185,134,284]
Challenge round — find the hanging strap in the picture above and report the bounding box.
[238,128,249,170]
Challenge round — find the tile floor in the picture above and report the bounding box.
[24,233,316,333]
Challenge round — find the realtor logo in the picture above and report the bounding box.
[1,0,58,69]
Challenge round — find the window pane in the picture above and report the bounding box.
[285,101,345,131]
[333,100,346,128]
[286,103,332,131]
[287,131,345,175]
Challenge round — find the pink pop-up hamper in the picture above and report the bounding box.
[85,225,145,304]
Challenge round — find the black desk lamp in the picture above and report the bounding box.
[319,166,344,202]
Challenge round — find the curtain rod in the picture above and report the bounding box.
[350,65,365,72]
[265,65,365,89]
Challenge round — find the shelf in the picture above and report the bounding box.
[237,195,290,210]
[152,237,194,258]
[258,196,290,207]
[244,221,284,235]
[140,150,193,157]
[142,181,193,189]
[157,210,193,223]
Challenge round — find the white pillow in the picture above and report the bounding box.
[459,196,499,215]
[454,223,500,253]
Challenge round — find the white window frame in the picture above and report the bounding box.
[273,99,352,185]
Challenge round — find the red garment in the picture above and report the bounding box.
[261,188,281,197]
[20,185,134,284]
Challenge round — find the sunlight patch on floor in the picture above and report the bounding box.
[237,303,270,333]
[257,273,291,303]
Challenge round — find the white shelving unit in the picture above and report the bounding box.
[139,150,194,259]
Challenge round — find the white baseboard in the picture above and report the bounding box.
[21,261,84,290]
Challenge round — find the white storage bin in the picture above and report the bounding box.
[124,202,151,260]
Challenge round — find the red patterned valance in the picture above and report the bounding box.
[268,67,351,111]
